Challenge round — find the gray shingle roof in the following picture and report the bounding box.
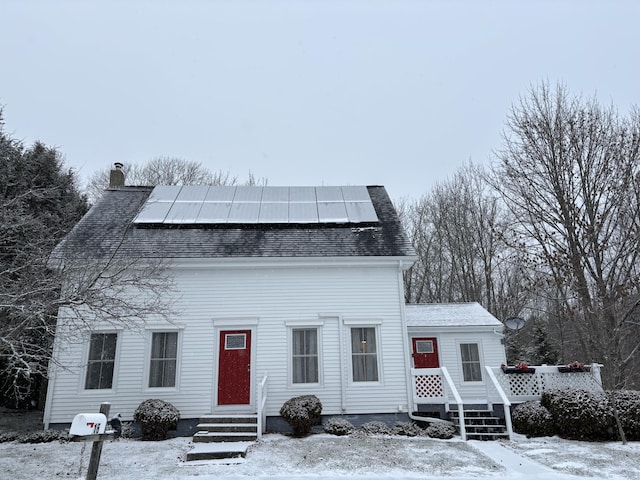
[52,185,416,260]
[405,303,503,327]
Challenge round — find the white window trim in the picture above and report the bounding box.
[457,340,485,384]
[80,330,122,394]
[143,328,184,392]
[346,324,383,386]
[287,324,323,387]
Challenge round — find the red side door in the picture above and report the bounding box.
[218,330,251,405]
[412,337,440,368]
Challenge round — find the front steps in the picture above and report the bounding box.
[450,409,509,441]
[186,414,258,461]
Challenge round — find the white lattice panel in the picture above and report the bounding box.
[543,372,601,391]
[414,374,443,398]
[505,373,541,397]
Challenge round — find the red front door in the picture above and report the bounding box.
[218,330,251,405]
[412,337,440,368]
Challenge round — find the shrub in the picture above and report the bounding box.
[323,417,354,436]
[610,390,640,440]
[425,422,456,439]
[133,399,180,440]
[18,430,69,443]
[0,432,18,443]
[392,421,422,437]
[542,389,615,440]
[280,395,322,437]
[512,401,555,437]
[0,430,69,444]
[359,421,392,435]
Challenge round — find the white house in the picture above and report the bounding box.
[44,183,419,434]
[44,177,603,447]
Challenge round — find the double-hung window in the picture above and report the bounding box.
[351,327,379,382]
[85,333,118,390]
[460,343,482,382]
[149,332,178,388]
[292,328,319,384]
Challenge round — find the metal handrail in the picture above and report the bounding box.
[256,372,268,439]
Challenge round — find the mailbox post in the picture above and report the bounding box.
[70,402,115,480]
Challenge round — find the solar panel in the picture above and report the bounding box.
[196,202,232,223]
[258,202,289,223]
[133,185,378,225]
[318,202,348,223]
[234,186,263,202]
[261,186,289,202]
[289,202,318,223]
[133,201,173,223]
[289,187,316,202]
[204,186,236,202]
[316,186,344,202]
[148,185,182,203]
[341,185,371,202]
[165,201,203,224]
[228,202,260,223]
[176,185,209,202]
[345,201,378,223]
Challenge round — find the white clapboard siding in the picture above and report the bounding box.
[45,260,409,425]
[410,329,507,401]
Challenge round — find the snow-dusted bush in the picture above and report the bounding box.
[611,390,640,440]
[18,430,69,443]
[0,432,18,443]
[542,389,614,440]
[280,395,322,437]
[323,417,355,436]
[392,421,422,437]
[359,420,392,435]
[425,422,456,439]
[133,399,180,440]
[0,430,69,444]
[512,401,555,437]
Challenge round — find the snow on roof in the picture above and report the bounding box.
[405,302,503,328]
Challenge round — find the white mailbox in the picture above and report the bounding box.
[70,413,107,436]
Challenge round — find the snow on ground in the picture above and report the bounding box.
[0,432,638,480]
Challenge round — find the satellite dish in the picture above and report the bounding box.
[504,316,526,331]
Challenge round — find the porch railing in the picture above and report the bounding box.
[257,372,268,439]
[487,364,603,403]
[410,364,603,441]
[411,367,466,440]
[484,366,513,440]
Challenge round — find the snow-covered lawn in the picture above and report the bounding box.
[0,433,638,480]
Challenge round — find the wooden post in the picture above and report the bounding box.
[86,402,110,480]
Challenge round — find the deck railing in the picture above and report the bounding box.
[488,364,603,403]
[256,372,268,439]
[410,364,604,441]
[411,367,466,440]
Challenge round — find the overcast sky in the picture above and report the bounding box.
[1,0,639,200]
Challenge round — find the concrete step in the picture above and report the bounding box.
[196,422,258,433]
[198,414,257,424]
[193,431,258,443]
[186,441,254,461]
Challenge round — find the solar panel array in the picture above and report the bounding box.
[133,185,379,225]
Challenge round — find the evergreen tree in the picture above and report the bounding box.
[0,110,88,407]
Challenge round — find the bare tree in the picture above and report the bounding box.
[490,82,640,388]
[401,163,524,313]
[85,157,266,203]
[0,112,176,406]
